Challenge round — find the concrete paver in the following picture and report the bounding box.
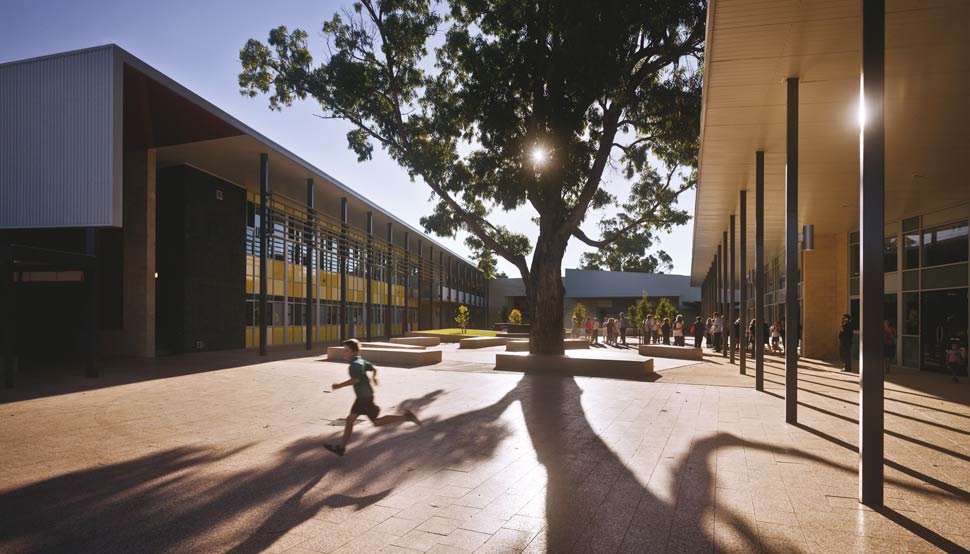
[1,345,969,553]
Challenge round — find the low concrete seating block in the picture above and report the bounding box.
[359,341,426,350]
[459,336,508,349]
[390,336,440,347]
[496,332,531,338]
[325,346,442,367]
[495,352,654,379]
[506,339,589,351]
[637,344,704,361]
[405,331,464,343]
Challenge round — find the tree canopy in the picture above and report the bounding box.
[240,0,706,352]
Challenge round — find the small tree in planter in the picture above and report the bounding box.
[571,303,587,338]
[508,309,523,325]
[455,305,471,335]
[655,297,678,321]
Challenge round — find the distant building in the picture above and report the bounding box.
[488,269,701,329]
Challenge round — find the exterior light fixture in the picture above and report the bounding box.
[801,224,815,251]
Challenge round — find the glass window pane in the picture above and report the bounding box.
[903,232,920,269]
[850,277,859,296]
[902,216,920,232]
[902,336,920,367]
[883,236,897,272]
[902,270,919,291]
[922,264,969,290]
[903,292,919,335]
[849,243,860,276]
[921,222,969,267]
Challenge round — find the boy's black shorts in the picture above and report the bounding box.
[351,397,381,422]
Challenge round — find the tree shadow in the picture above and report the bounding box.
[3,373,967,554]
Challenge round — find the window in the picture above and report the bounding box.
[903,231,920,269]
[921,221,968,267]
[849,243,860,277]
[902,292,919,335]
[883,236,897,272]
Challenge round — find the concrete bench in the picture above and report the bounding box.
[458,336,508,349]
[406,331,464,343]
[495,352,654,379]
[638,344,704,361]
[505,338,590,352]
[325,346,442,367]
[390,336,441,347]
[359,341,426,350]
[496,332,530,338]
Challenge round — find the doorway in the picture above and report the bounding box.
[920,288,968,374]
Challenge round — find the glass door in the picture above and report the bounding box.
[920,288,968,374]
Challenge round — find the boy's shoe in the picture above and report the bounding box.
[324,444,345,456]
[405,410,422,427]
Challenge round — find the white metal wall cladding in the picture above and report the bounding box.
[0,47,120,228]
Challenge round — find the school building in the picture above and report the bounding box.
[0,45,485,378]
[691,0,968,504]
[488,269,701,329]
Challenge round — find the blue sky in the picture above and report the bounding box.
[1,0,695,277]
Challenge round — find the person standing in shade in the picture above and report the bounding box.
[661,317,671,345]
[584,316,593,344]
[712,312,722,352]
[673,314,685,346]
[839,314,853,373]
[883,319,896,374]
[325,339,421,456]
[619,312,629,345]
[591,317,601,345]
[692,316,704,348]
[946,341,965,383]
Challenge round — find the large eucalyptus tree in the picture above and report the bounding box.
[240,0,705,353]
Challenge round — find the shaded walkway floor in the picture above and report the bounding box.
[1,348,969,553]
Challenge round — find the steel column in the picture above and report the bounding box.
[785,77,800,424]
[439,251,445,328]
[740,190,748,374]
[404,232,410,332]
[0,239,13,387]
[417,240,423,330]
[366,212,374,341]
[859,0,886,507]
[85,229,99,377]
[339,197,348,340]
[730,215,736,363]
[386,223,393,339]
[755,151,766,391]
[722,232,729,358]
[258,153,269,356]
[306,178,315,350]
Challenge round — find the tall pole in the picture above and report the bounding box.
[305,178,315,350]
[729,215,736,363]
[785,77,800,424]
[722,231,729,359]
[258,153,269,356]
[404,232,410,332]
[439,250,445,328]
[339,197,348,341]
[755,151,766,391]
[859,0,885,508]
[417,239,423,331]
[0,239,14,387]
[740,190,748,375]
[386,222,394,339]
[366,212,374,341]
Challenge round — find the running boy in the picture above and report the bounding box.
[325,339,421,456]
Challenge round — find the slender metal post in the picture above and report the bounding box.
[785,77,800,424]
[306,178,315,350]
[859,0,885,507]
[366,212,374,341]
[0,238,13,387]
[84,229,100,377]
[722,233,729,358]
[740,190,748,374]
[730,215,736,363]
[339,197,348,340]
[404,232,410,332]
[755,151,766,391]
[386,223,393,339]
[258,153,269,356]
[417,239,423,331]
[439,250,445,329]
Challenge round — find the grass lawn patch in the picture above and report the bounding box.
[420,328,498,337]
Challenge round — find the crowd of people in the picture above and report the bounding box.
[578,312,692,347]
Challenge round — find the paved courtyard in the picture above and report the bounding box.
[1,345,969,553]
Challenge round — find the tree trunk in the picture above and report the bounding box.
[526,238,566,355]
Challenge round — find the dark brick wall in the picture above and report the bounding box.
[156,165,245,354]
